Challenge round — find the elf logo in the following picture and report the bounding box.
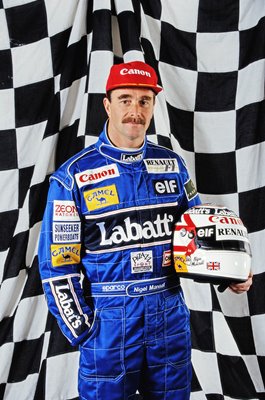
[153,179,179,195]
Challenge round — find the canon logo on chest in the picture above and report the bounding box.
[75,164,120,188]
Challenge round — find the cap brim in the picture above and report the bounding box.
[106,83,163,94]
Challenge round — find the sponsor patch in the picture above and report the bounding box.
[96,212,174,248]
[51,244,81,266]
[196,226,216,239]
[174,254,188,272]
[216,226,249,242]
[75,164,119,188]
[84,184,119,211]
[121,152,143,162]
[162,250,172,267]
[52,222,81,243]
[184,179,197,200]
[53,200,79,221]
[153,179,179,195]
[131,250,153,273]
[144,159,179,173]
[51,278,89,337]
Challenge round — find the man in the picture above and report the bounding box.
[38,61,252,400]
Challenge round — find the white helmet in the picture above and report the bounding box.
[173,204,251,284]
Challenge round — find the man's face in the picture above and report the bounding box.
[103,87,155,148]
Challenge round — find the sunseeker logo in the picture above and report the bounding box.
[75,164,119,188]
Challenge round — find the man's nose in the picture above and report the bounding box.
[129,101,140,115]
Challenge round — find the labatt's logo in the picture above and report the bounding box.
[75,164,119,188]
[55,283,82,331]
[97,213,173,246]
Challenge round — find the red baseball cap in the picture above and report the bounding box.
[106,61,163,94]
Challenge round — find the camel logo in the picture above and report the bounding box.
[51,244,81,266]
[84,184,119,211]
[174,254,188,273]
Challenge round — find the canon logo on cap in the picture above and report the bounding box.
[120,68,151,77]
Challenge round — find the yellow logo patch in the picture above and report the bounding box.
[84,184,119,211]
[174,254,188,273]
[51,244,81,267]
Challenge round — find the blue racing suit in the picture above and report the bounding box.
[38,123,201,400]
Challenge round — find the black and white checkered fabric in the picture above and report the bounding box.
[0,1,265,399]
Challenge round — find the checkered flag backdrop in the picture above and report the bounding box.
[0,0,264,399]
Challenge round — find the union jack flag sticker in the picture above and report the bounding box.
[207,261,220,270]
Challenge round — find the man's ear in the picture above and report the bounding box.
[103,97,110,117]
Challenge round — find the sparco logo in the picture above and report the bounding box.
[75,164,119,188]
[120,68,151,77]
[96,213,173,246]
[55,283,82,330]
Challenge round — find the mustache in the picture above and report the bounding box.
[122,117,145,125]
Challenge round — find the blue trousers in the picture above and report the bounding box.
[78,286,191,400]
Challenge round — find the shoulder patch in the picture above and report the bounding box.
[184,179,197,200]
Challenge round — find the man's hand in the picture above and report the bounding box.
[228,273,253,294]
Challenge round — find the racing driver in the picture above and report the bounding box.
[38,60,252,400]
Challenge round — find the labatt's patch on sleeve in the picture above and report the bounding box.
[184,179,197,200]
[51,244,81,267]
